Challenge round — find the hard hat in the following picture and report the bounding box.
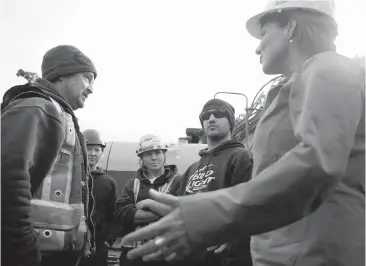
[246,0,336,39]
[136,134,168,156]
[83,129,106,148]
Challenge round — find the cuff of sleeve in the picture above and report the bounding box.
[125,208,138,229]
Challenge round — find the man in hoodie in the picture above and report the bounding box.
[1,45,96,266]
[82,129,118,266]
[177,98,253,266]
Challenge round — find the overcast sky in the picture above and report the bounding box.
[1,0,365,143]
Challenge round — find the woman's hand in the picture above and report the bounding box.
[122,189,192,262]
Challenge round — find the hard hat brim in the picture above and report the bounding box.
[246,8,298,39]
[246,6,335,40]
[87,142,106,148]
[136,148,168,156]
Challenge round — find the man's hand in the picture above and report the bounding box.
[134,209,160,225]
[136,197,175,216]
[207,243,228,254]
[82,248,92,258]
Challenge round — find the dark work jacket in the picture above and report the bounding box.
[176,51,365,266]
[115,165,181,231]
[90,167,118,246]
[1,80,92,266]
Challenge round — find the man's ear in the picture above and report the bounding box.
[287,17,297,41]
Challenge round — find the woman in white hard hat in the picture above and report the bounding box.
[120,1,365,266]
[115,134,182,266]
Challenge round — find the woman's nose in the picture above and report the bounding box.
[255,44,261,55]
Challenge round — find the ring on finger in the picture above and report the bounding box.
[154,236,165,247]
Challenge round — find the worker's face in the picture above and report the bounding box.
[255,21,290,75]
[87,145,103,167]
[59,72,94,110]
[142,150,165,172]
[201,109,231,141]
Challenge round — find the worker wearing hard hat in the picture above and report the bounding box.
[120,1,365,266]
[115,134,182,266]
[82,129,118,266]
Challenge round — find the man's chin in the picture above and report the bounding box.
[207,133,225,141]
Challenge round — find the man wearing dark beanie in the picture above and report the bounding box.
[175,98,253,266]
[1,45,97,266]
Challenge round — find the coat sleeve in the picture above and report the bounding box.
[178,62,364,248]
[115,178,137,231]
[169,174,183,196]
[177,164,194,196]
[1,99,64,266]
[228,150,253,187]
[105,177,119,245]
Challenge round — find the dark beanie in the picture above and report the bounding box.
[199,98,236,131]
[41,45,97,81]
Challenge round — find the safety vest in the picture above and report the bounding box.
[30,97,87,253]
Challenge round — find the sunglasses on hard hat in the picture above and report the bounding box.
[200,109,228,121]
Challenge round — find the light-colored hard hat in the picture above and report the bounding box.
[246,0,336,39]
[136,134,168,156]
[83,129,106,148]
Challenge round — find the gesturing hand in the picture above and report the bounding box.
[122,189,192,262]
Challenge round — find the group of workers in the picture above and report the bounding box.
[1,0,365,266]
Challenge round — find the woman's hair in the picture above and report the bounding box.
[260,9,338,56]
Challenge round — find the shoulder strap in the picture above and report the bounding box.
[159,174,177,194]
[133,178,140,204]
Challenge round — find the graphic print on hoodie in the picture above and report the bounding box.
[178,140,253,266]
[180,140,253,196]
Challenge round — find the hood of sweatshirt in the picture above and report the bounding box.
[136,164,178,186]
[91,167,107,177]
[198,140,245,157]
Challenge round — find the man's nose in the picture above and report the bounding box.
[208,114,217,122]
[86,86,93,95]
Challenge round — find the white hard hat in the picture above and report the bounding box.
[136,134,168,156]
[246,0,336,39]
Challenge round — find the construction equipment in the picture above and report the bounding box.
[231,75,285,150]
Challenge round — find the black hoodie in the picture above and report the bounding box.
[115,165,181,231]
[90,167,118,246]
[178,140,253,266]
[179,140,252,196]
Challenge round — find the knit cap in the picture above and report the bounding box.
[41,45,97,81]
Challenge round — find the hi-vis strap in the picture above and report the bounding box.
[133,178,140,205]
[159,174,177,194]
